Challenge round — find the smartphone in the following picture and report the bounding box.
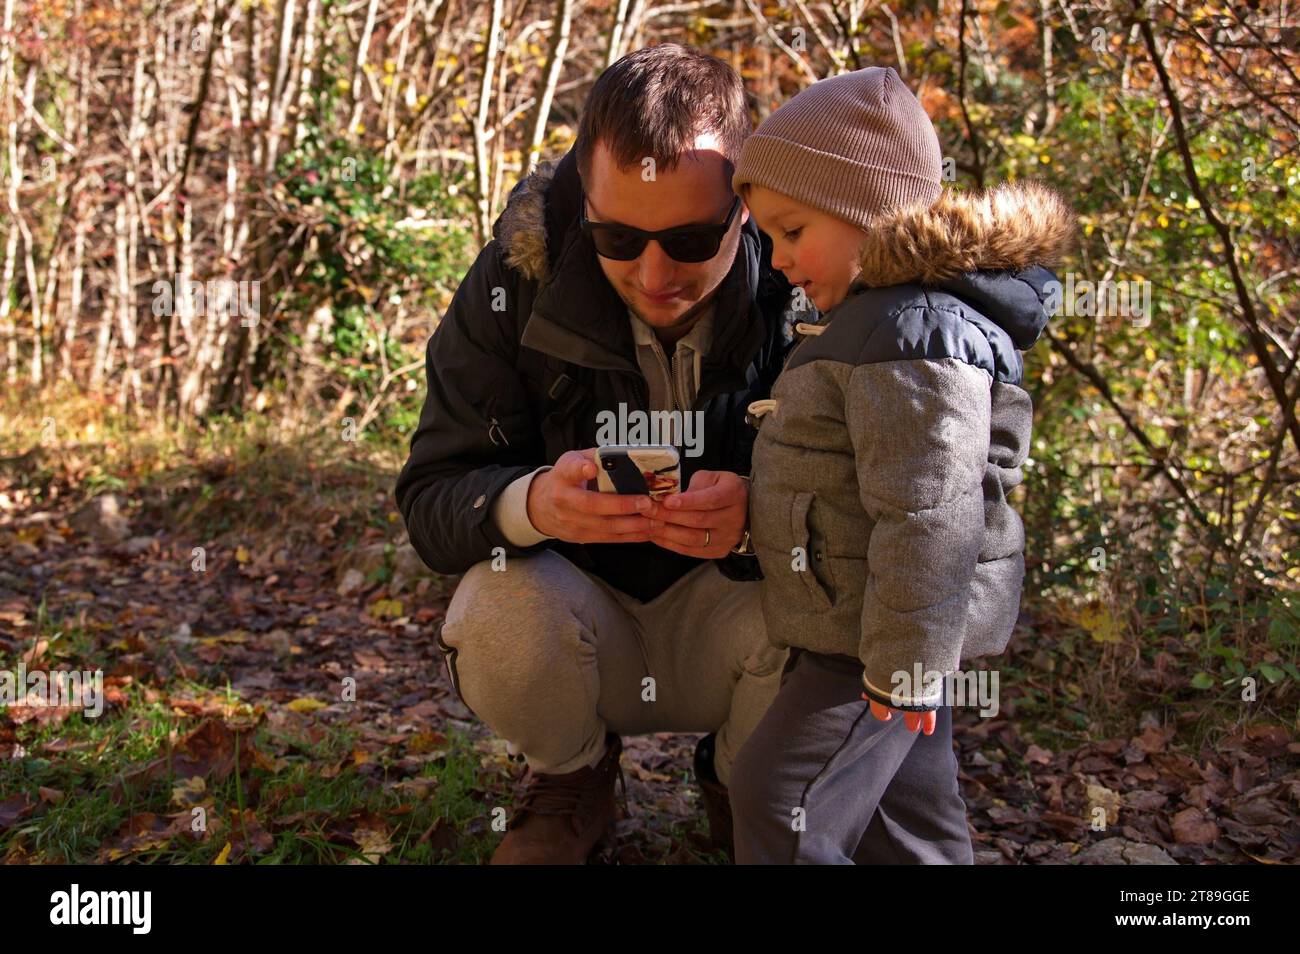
[595,444,681,499]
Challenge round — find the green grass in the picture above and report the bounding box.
[1,676,507,864]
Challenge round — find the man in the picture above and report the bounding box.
[395,44,807,864]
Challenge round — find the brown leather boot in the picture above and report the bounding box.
[489,733,625,865]
[694,733,734,860]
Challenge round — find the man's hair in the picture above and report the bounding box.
[574,44,750,184]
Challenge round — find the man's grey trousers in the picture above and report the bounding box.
[437,550,788,785]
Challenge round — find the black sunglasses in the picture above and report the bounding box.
[580,193,741,263]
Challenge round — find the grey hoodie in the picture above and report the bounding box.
[747,182,1075,710]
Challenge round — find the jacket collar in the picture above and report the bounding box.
[849,180,1075,349]
[493,150,766,385]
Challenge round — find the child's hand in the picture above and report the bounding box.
[862,694,937,735]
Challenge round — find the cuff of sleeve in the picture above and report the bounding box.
[861,670,943,711]
[491,465,555,547]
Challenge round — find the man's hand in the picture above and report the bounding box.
[645,469,748,559]
[526,449,655,544]
[863,696,937,735]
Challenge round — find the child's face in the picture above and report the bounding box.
[742,185,868,312]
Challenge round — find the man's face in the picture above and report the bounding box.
[584,133,749,332]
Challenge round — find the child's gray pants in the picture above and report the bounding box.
[730,648,975,864]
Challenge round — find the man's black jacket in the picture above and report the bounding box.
[394,149,806,602]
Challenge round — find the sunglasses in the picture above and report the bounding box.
[580,193,741,263]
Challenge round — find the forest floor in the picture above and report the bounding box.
[1,405,1296,865]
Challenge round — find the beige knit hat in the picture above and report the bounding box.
[731,67,943,230]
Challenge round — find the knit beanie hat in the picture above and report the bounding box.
[731,67,943,230]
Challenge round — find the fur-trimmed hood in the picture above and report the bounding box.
[855,181,1074,286]
[491,157,574,282]
[493,160,559,283]
[851,181,1075,350]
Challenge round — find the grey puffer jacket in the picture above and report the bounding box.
[748,182,1074,710]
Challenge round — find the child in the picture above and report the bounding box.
[727,66,1073,863]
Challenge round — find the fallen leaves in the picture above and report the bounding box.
[960,710,1299,864]
[406,730,448,755]
[116,717,266,799]
[101,812,193,862]
[347,827,393,865]
[368,598,404,620]
[1086,782,1123,827]
[227,809,274,857]
[171,776,208,808]
[1171,807,1220,845]
[389,776,440,800]
[0,796,35,832]
[1023,743,1053,765]
[285,697,328,714]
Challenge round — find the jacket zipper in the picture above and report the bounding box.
[644,339,686,446]
[676,348,696,413]
[649,341,678,413]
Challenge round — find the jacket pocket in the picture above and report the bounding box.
[790,491,835,610]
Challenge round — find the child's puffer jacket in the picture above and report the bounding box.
[748,182,1075,710]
